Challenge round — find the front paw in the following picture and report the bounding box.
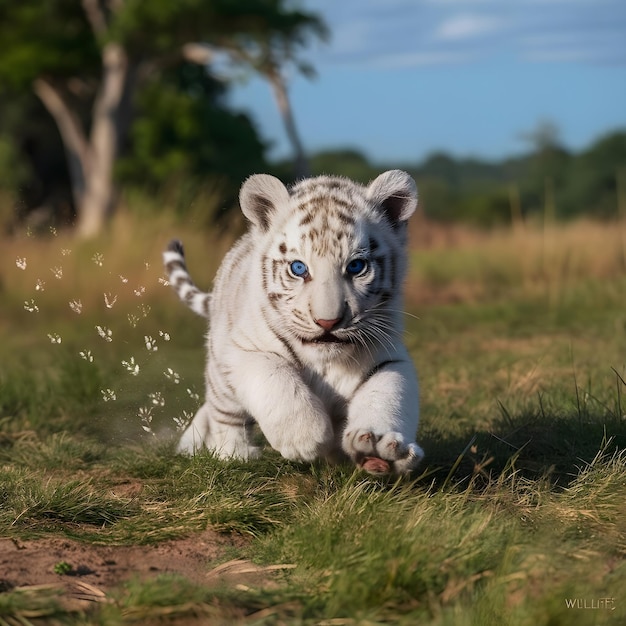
[343,429,424,475]
[271,420,335,462]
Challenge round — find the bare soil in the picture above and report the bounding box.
[0,530,243,591]
[0,531,279,613]
[0,530,301,625]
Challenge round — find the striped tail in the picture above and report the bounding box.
[162,239,211,318]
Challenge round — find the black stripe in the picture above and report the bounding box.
[292,309,308,324]
[307,227,320,241]
[335,210,355,225]
[208,338,217,362]
[207,366,235,402]
[184,290,199,305]
[174,275,190,288]
[221,375,236,395]
[166,259,185,274]
[299,210,316,226]
[374,254,386,288]
[271,258,282,283]
[231,338,262,354]
[324,180,344,191]
[207,375,230,404]
[354,359,405,393]
[211,407,245,424]
[326,195,351,210]
[268,292,283,310]
[260,255,270,293]
[267,322,303,369]
[389,254,397,290]
[167,239,185,255]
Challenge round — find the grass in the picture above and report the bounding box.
[1,211,625,624]
[408,217,626,305]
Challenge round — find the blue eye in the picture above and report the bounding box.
[346,258,368,276]
[289,260,309,278]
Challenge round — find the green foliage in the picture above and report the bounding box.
[306,128,626,226]
[117,63,266,215]
[53,561,72,575]
[561,132,626,218]
[0,92,72,228]
[111,0,326,60]
[0,0,326,228]
[0,584,65,621]
[0,468,138,532]
[0,355,108,436]
[309,148,379,183]
[0,0,324,85]
[0,0,99,88]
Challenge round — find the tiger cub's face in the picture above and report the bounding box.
[240,171,418,355]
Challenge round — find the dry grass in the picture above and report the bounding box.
[1,210,236,314]
[408,217,626,305]
[4,208,626,310]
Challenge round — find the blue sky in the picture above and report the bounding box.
[227,0,626,164]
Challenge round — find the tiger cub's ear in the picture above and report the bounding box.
[239,174,290,232]
[367,170,418,226]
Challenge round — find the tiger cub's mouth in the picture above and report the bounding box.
[303,332,349,345]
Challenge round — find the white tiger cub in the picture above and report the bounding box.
[163,170,424,474]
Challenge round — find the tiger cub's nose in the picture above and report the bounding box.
[316,318,341,332]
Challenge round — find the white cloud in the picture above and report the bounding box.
[372,50,476,69]
[304,0,626,68]
[435,13,507,40]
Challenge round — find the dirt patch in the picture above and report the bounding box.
[0,530,245,592]
[0,532,296,622]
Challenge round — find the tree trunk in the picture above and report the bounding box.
[34,43,128,238]
[267,68,310,179]
[77,42,128,238]
[185,44,311,180]
[33,78,90,214]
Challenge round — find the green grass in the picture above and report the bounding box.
[1,218,625,624]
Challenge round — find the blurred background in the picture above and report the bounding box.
[0,0,624,236]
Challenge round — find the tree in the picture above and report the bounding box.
[117,63,267,219]
[224,15,327,180]
[561,131,626,218]
[181,11,328,179]
[0,0,325,237]
[0,93,74,230]
[519,120,571,219]
[309,149,378,183]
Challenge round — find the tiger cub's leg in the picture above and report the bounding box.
[342,360,424,475]
[177,402,260,460]
[177,403,211,454]
[232,352,335,462]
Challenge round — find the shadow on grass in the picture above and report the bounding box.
[419,397,626,490]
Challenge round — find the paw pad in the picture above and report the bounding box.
[343,429,423,475]
[360,456,391,474]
